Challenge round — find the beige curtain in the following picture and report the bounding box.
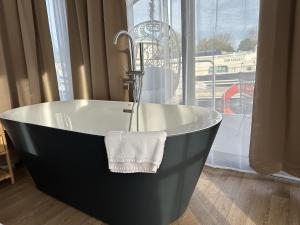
[66,0,129,101]
[0,0,59,113]
[250,0,300,177]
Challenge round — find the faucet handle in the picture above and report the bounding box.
[122,76,135,84]
[126,71,144,76]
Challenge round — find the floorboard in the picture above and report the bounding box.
[0,166,299,225]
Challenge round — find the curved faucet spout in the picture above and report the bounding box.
[113,30,135,70]
[113,30,133,46]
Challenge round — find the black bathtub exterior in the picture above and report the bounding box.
[1,118,220,225]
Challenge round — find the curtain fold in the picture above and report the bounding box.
[250,0,300,177]
[66,0,129,101]
[0,0,59,112]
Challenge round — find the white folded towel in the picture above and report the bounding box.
[104,131,167,173]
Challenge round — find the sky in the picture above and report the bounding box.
[130,0,260,47]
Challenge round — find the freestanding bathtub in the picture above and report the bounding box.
[0,100,221,225]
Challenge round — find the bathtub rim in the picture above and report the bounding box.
[0,100,222,137]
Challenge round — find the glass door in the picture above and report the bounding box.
[127,0,260,171]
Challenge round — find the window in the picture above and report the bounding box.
[127,0,260,171]
[127,0,182,104]
[46,0,260,171]
[46,0,73,101]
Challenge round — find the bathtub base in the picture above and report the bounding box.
[2,117,220,225]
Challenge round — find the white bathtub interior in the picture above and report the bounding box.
[0,100,222,137]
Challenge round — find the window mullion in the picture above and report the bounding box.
[181,0,196,105]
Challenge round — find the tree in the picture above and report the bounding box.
[248,27,258,41]
[238,38,257,51]
[238,28,258,51]
[197,34,234,53]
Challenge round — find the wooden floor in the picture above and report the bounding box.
[0,166,300,225]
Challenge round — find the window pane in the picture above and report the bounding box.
[194,0,260,170]
[46,0,73,101]
[127,0,182,104]
[195,0,259,115]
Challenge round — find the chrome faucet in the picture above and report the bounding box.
[113,30,145,131]
[113,30,136,72]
